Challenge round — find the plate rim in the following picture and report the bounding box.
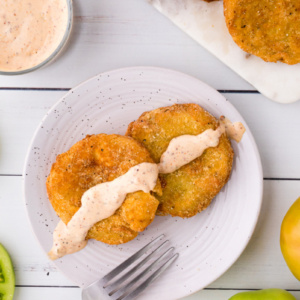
[22,66,263,299]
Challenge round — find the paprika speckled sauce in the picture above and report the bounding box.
[48,163,159,260]
[48,117,245,260]
[0,0,70,72]
[158,117,245,174]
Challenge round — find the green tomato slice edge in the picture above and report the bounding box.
[0,244,15,300]
[229,289,296,300]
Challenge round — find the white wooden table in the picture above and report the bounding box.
[0,1,300,299]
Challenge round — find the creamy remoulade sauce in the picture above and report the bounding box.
[49,117,245,259]
[158,116,245,174]
[48,163,159,260]
[0,0,69,72]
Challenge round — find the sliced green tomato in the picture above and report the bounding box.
[0,244,15,300]
[229,289,296,300]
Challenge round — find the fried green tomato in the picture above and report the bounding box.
[126,104,234,218]
[46,134,161,245]
[224,0,300,65]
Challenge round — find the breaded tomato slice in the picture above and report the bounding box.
[224,0,300,64]
[126,104,234,218]
[46,134,161,245]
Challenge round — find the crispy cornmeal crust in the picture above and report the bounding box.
[224,0,300,64]
[126,104,234,218]
[46,134,161,245]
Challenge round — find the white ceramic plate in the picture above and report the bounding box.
[23,66,263,300]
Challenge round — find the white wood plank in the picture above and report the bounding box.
[0,175,77,287]
[208,179,300,290]
[183,290,300,300]
[0,0,253,91]
[1,176,300,291]
[228,93,300,179]
[12,287,300,300]
[14,286,80,300]
[1,90,300,178]
[0,90,65,175]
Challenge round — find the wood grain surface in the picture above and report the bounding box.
[0,0,299,299]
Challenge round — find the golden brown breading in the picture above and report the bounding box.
[46,134,160,245]
[224,0,300,65]
[126,104,234,218]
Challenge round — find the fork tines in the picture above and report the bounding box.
[101,234,178,300]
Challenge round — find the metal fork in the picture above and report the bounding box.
[82,234,178,300]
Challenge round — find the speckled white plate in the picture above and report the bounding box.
[23,66,263,300]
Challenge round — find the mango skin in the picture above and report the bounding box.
[280,196,300,280]
[229,289,296,300]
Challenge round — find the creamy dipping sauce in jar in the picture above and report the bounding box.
[0,0,70,72]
